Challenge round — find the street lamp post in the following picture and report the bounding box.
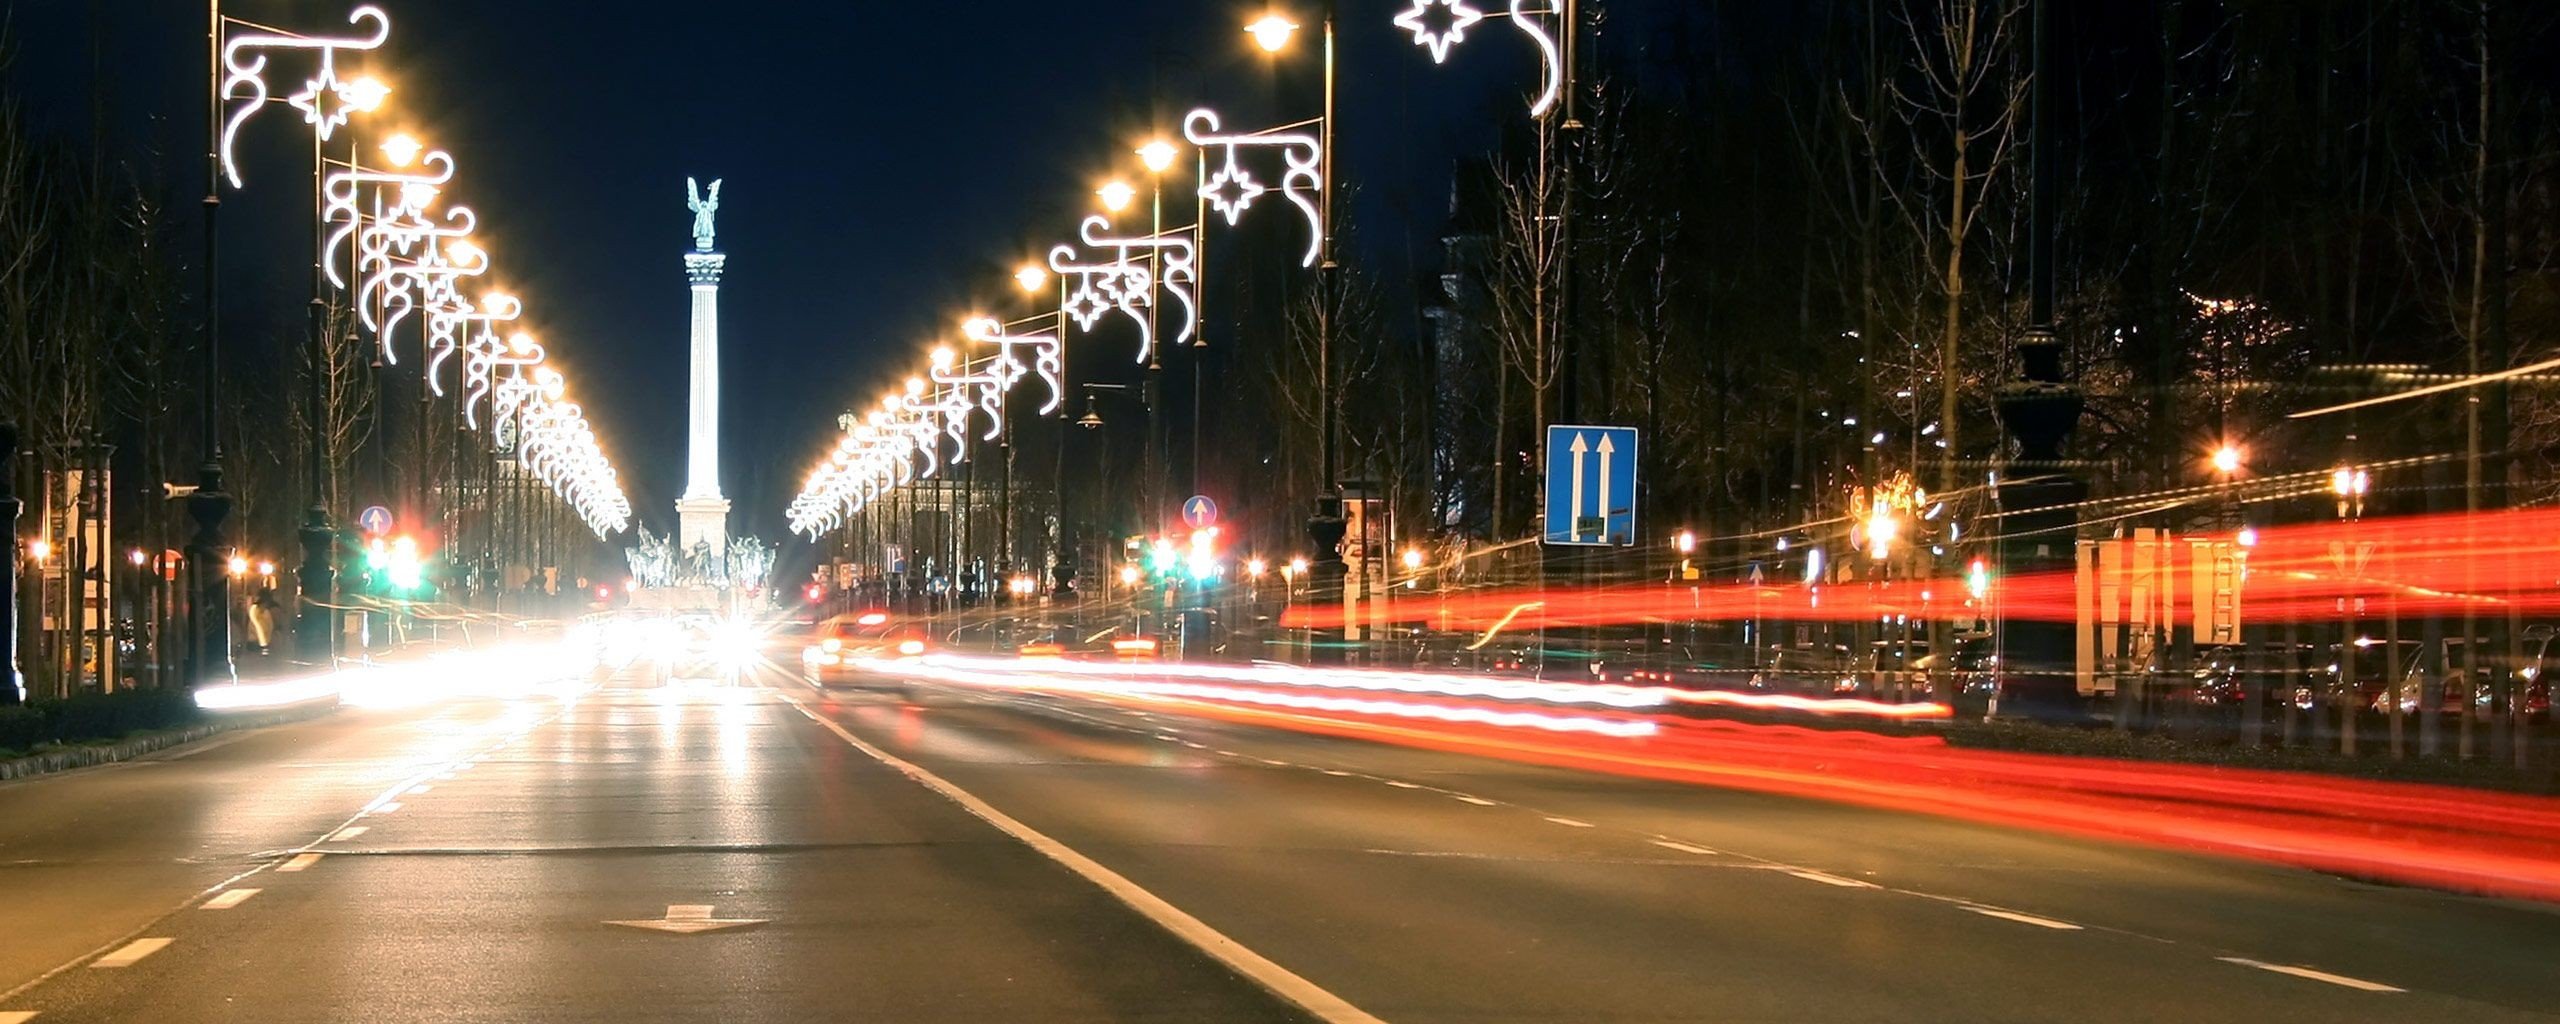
[0,422,21,705]
[1247,6,1349,659]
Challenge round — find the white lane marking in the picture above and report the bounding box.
[203,888,261,910]
[1257,758,1292,767]
[1787,870,1879,889]
[1214,749,1240,757]
[1321,770,1355,778]
[1962,906,2082,931]
[89,939,172,969]
[1452,795,1497,806]
[371,802,402,814]
[278,853,323,872]
[604,903,767,934]
[407,784,433,794]
[329,826,368,842]
[1543,816,1594,828]
[1651,840,1719,856]
[1384,780,1423,790]
[788,698,1387,1024]
[1180,741,1207,749]
[0,1010,37,1023]
[2217,958,2404,993]
[435,771,459,780]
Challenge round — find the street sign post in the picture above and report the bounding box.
[1543,425,1639,547]
[357,505,394,537]
[1182,495,1220,530]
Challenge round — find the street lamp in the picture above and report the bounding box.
[1138,139,1179,175]
[1246,13,1300,52]
[1097,180,1136,214]
[2210,444,2244,476]
[1014,264,1047,293]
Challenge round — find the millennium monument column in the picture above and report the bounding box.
[674,177,732,571]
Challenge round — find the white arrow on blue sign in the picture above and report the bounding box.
[1543,425,1639,547]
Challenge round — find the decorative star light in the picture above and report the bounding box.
[463,323,545,431]
[1053,216,1198,364]
[1390,0,1564,117]
[1183,108,1324,267]
[932,350,1023,443]
[426,291,521,411]
[1393,0,1487,63]
[220,5,393,189]
[963,317,1064,415]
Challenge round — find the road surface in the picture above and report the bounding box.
[0,659,2552,1023]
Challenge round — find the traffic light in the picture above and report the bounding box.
[1966,556,1991,601]
[1186,528,1221,581]
[804,582,826,604]
[1148,536,1179,577]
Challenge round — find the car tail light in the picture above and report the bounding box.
[896,639,926,656]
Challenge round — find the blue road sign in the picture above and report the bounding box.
[1182,495,1220,530]
[358,505,395,537]
[1543,425,1639,547]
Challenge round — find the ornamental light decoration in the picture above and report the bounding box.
[219,5,394,189]
[325,146,485,362]
[1069,216,1196,364]
[1183,108,1324,267]
[962,317,1064,414]
[930,347,1025,443]
[463,327,546,430]
[1390,0,1565,118]
[427,290,522,409]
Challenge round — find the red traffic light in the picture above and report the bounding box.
[804,583,826,603]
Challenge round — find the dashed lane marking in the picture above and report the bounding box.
[1321,770,1355,777]
[0,1010,36,1023]
[89,939,172,969]
[1650,840,1719,856]
[278,853,323,872]
[1384,780,1423,790]
[371,802,402,814]
[202,888,261,910]
[1787,870,1879,889]
[407,784,433,794]
[1452,795,1497,806]
[787,696,1388,1024]
[329,826,368,842]
[2217,958,2404,993]
[1544,816,1594,828]
[1961,906,2082,931]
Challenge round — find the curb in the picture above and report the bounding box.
[0,702,340,783]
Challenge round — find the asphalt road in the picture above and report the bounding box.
[1,658,2554,1023]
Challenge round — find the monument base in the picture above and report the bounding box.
[676,495,731,553]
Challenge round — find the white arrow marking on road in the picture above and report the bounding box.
[1567,434,1589,541]
[1595,433,1617,542]
[606,904,769,935]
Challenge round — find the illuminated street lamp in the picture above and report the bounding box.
[227,555,250,578]
[27,539,50,563]
[1097,180,1136,214]
[2211,444,2244,476]
[1014,263,1047,293]
[1673,529,1697,555]
[1138,139,1180,174]
[1246,13,1301,52]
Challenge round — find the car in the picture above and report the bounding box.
[800,610,929,688]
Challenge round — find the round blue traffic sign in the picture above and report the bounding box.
[358,505,395,536]
[1181,496,1219,530]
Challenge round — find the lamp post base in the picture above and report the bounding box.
[293,504,336,665]
[185,460,235,687]
[1305,495,1347,664]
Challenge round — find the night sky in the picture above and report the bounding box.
[7,0,1561,538]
